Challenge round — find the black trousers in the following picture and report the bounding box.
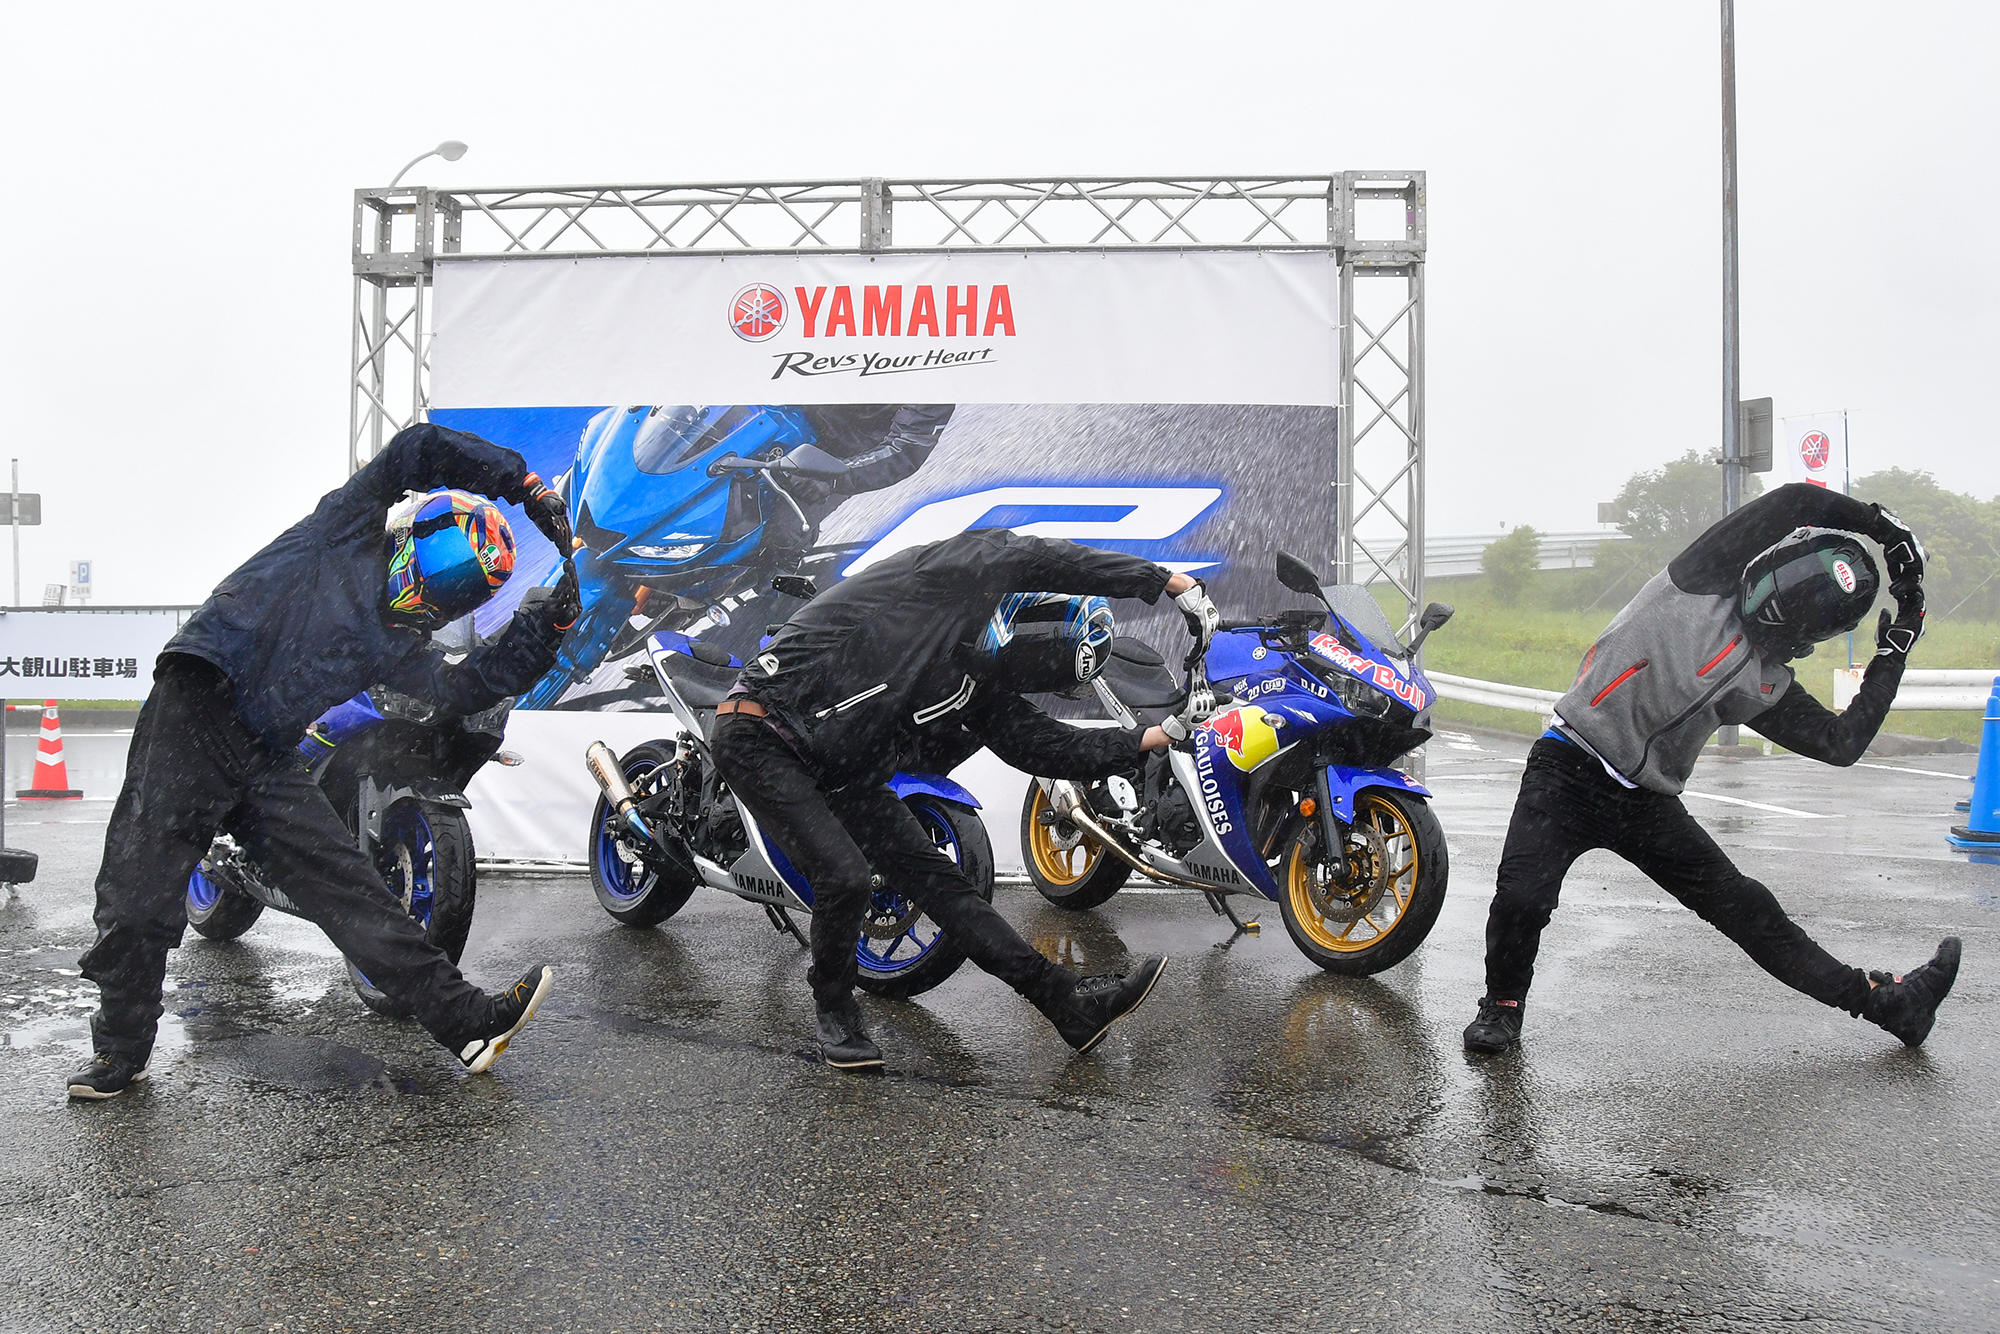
[1484,736,1871,1014]
[708,713,1066,1014]
[79,656,493,1061]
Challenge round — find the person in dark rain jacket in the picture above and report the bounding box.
[710,527,1225,1070]
[69,423,581,1099]
[1463,483,1960,1055]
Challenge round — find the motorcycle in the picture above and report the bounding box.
[582,626,994,999]
[183,689,517,1015]
[521,404,864,710]
[1020,551,1455,975]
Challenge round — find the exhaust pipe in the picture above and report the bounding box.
[584,741,652,840]
[1047,780,1218,892]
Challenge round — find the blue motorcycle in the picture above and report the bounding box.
[1020,551,1455,974]
[183,690,516,1015]
[521,404,858,710]
[582,628,994,999]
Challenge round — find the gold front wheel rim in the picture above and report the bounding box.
[1287,793,1419,954]
[1026,787,1104,887]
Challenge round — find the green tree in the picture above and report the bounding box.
[1481,524,1543,604]
[1851,468,2000,620]
[1609,448,1764,572]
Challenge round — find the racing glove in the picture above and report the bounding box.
[1876,581,1924,658]
[1173,579,1221,665]
[1159,682,1220,745]
[521,474,575,553]
[1870,505,1926,585]
[519,562,581,634]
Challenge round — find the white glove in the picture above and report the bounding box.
[1174,581,1221,643]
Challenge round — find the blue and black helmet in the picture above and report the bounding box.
[976,592,1115,694]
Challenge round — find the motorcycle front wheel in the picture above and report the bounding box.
[347,800,478,1017]
[185,845,265,941]
[1276,788,1448,976]
[1018,783,1131,911]
[588,742,698,927]
[854,796,994,1000]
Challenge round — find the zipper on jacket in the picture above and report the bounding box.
[1588,659,1649,707]
[1696,635,1742,678]
[815,682,887,719]
[1635,652,1754,776]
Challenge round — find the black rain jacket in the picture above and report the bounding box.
[165,423,563,750]
[741,530,1174,789]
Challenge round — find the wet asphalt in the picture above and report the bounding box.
[1,723,1996,1333]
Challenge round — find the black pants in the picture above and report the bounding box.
[1484,736,1870,1014]
[79,656,493,1061]
[708,713,1067,1014]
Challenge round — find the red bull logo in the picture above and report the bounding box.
[1203,705,1283,772]
[1307,633,1431,712]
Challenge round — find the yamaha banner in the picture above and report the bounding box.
[428,251,1339,861]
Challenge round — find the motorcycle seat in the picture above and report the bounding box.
[1099,636,1186,713]
[658,655,737,710]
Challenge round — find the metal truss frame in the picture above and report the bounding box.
[351,172,1426,613]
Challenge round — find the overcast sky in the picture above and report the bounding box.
[3,1,1994,604]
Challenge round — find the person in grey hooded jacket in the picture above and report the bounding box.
[1464,482,1960,1054]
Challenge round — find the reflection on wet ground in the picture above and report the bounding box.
[0,727,1995,1331]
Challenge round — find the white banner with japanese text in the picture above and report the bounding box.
[0,609,191,701]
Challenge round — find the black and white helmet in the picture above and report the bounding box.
[1739,527,1880,657]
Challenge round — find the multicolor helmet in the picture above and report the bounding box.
[976,592,1115,695]
[385,489,516,629]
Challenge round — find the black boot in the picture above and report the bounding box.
[1463,996,1524,1054]
[816,1001,884,1071]
[457,965,554,1073]
[1041,956,1169,1054]
[1862,937,1961,1047]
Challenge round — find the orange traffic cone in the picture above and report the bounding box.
[17,700,82,800]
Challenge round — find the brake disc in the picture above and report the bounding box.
[1308,822,1390,923]
[861,874,923,941]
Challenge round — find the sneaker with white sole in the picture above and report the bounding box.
[66,1051,151,1101]
[458,965,553,1073]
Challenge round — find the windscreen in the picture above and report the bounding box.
[1321,584,1404,656]
[630,405,715,474]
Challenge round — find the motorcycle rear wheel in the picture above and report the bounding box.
[1018,783,1131,911]
[589,742,698,927]
[854,796,994,1000]
[1276,789,1448,976]
[185,848,265,941]
[347,800,478,1017]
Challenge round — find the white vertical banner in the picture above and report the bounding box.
[1779,411,1849,492]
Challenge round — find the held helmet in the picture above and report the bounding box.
[976,592,1115,695]
[385,489,517,629]
[1739,526,1880,658]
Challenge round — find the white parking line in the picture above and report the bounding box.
[1679,790,1829,819]
[1852,760,1971,781]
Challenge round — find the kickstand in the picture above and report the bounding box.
[1202,891,1260,940]
[765,904,810,949]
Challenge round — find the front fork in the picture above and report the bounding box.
[1310,767,1352,883]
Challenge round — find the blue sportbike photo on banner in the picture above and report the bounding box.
[430,401,1337,712]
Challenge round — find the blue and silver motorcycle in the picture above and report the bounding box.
[184,690,515,1014]
[582,628,994,999]
[521,404,857,710]
[1021,551,1454,975]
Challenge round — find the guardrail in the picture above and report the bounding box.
[1836,668,1999,712]
[1429,668,1999,716]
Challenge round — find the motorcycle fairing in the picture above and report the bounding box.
[887,771,981,810]
[1319,764,1433,823]
[1179,729,1282,898]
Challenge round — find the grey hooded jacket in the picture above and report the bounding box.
[1556,484,1909,794]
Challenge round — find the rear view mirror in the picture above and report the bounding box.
[1275,551,1326,601]
[1420,602,1454,632]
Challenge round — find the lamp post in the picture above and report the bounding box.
[388,139,468,188]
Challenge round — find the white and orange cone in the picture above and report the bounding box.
[17,700,82,801]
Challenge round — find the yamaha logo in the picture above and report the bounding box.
[1833,558,1856,593]
[729,284,787,342]
[1799,430,1832,471]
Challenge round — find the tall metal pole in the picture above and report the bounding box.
[1721,0,1743,515]
[1719,0,1744,747]
[9,459,18,608]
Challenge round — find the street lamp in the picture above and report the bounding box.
[388,139,468,188]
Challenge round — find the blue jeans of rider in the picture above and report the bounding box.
[1483,736,1872,1013]
[78,655,495,1062]
[709,712,1066,1015]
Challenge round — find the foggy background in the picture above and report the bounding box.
[3,1,1993,604]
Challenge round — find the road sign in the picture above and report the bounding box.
[3,494,41,526]
[68,560,91,602]
[1738,397,1773,473]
